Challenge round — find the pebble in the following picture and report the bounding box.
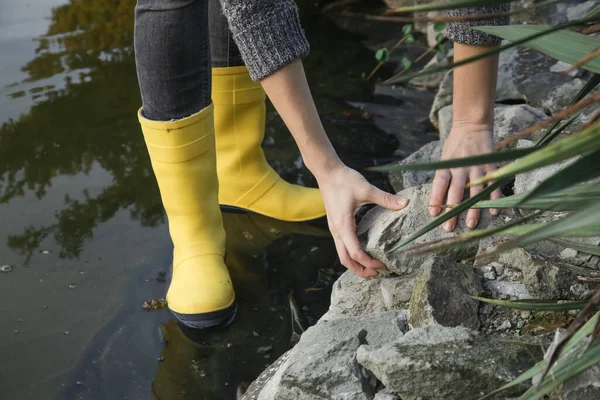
[257,345,273,355]
[1,265,13,273]
[560,248,578,259]
[497,320,512,330]
[40,250,52,255]
[483,271,496,281]
[68,284,76,289]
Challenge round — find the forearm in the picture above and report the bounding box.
[452,42,500,128]
[260,59,342,178]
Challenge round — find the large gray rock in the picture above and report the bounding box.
[357,184,520,275]
[513,139,578,197]
[408,51,449,89]
[409,257,482,330]
[429,44,573,128]
[388,140,441,192]
[517,74,586,114]
[323,271,413,321]
[357,325,535,400]
[566,0,598,21]
[243,311,408,400]
[429,46,531,128]
[437,104,547,143]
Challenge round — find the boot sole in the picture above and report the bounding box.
[170,300,238,329]
[220,204,328,226]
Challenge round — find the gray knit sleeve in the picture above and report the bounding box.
[446,5,510,45]
[219,0,310,80]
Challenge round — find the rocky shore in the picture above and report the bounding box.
[241,2,600,399]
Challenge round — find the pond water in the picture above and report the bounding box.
[0,1,402,399]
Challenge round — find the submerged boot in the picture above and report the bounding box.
[212,66,327,222]
[138,105,237,329]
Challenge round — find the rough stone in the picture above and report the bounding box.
[429,70,453,129]
[388,140,441,192]
[517,73,587,115]
[513,139,577,196]
[534,328,600,400]
[475,247,596,300]
[244,311,407,400]
[357,184,520,275]
[408,257,482,330]
[566,0,598,21]
[438,104,547,143]
[323,271,413,321]
[373,388,400,400]
[408,51,448,89]
[429,46,533,128]
[357,325,535,400]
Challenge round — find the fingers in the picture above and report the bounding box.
[330,213,386,278]
[486,164,503,216]
[442,170,467,232]
[466,169,484,229]
[367,187,409,210]
[340,218,386,270]
[489,186,503,216]
[333,236,379,278]
[430,169,451,216]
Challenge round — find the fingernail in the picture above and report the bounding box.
[397,198,409,207]
[443,221,452,231]
[491,208,499,216]
[467,218,476,229]
[429,206,439,216]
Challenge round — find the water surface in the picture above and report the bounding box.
[0,1,400,399]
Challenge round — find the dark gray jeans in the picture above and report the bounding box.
[134,0,244,122]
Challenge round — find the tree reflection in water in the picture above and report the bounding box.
[1,0,394,262]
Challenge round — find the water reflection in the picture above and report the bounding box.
[1,0,399,398]
[61,212,339,400]
[1,0,395,263]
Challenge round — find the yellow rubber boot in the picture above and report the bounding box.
[138,104,237,329]
[212,66,327,222]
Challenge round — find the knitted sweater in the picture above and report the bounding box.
[219,1,509,80]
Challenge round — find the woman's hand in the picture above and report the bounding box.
[315,163,409,277]
[429,124,502,231]
[260,60,408,276]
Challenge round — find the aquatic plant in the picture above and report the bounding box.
[370,0,600,397]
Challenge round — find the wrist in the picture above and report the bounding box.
[451,117,493,133]
[305,153,344,181]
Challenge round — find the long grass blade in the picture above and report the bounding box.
[471,296,588,311]
[519,149,600,204]
[386,21,586,84]
[474,183,600,210]
[385,0,561,20]
[522,339,600,400]
[536,74,600,147]
[479,313,600,400]
[388,0,518,14]
[388,180,506,252]
[367,148,534,172]
[476,25,600,74]
[404,212,542,255]
[470,123,600,187]
[585,4,600,19]
[550,238,600,256]
[495,201,600,253]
